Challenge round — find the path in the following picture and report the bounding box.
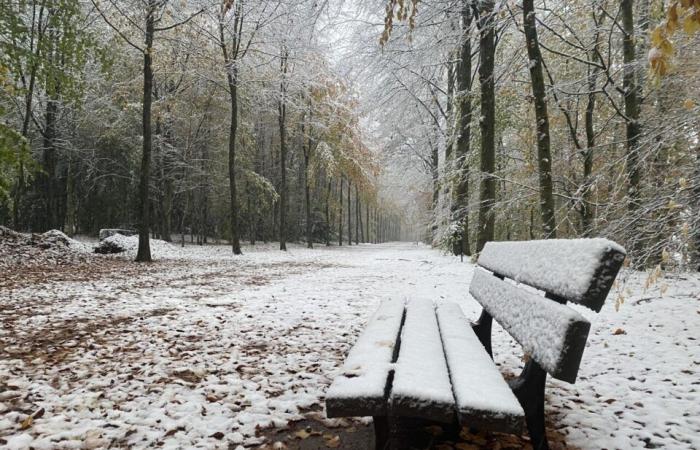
[1,242,698,449]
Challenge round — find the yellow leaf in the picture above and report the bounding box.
[324,435,341,448]
[662,248,671,263]
[295,429,311,439]
[683,15,700,34]
[20,416,33,430]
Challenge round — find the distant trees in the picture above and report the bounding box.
[0,0,388,255]
[375,0,700,269]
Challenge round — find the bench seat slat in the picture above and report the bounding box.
[436,302,525,434]
[390,299,455,423]
[469,268,591,383]
[477,238,626,311]
[325,298,405,418]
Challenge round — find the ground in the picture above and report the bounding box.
[0,240,699,449]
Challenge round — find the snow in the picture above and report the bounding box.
[325,297,404,415]
[477,238,626,310]
[469,268,589,379]
[1,241,698,449]
[389,298,455,421]
[436,302,524,424]
[97,233,174,256]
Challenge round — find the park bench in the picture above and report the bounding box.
[325,238,626,450]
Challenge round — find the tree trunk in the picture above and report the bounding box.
[365,201,370,244]
[453,0,473,256]
[325,179,331,246]
[430,135,439,240]
[136,1,156,262]
[338,178,343,246]
[347,179,352,245]
[356,185,361,244]
[476,0,497,253]
[304,113,313,248]
[523,0,556,238]
[218,6,243,255]
[621,0,642,255]
[692,146,700,271]
[42,91,58,231]
[13,2,46,230]
[278,49,288,251]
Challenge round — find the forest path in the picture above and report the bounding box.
[1,242,698,449]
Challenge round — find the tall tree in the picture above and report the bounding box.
[453,0,473,256]
[475,0,497,252]
[217,0,247,255]
[621,0,642,215]
[278,46,289,251]
[92,0,201,261]
[523,0,556,238]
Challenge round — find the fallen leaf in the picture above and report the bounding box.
[325,435,341,448]
[613,328,626,335]
[295,429,311,439]
[20,416,33,430]
[455,444,481,450]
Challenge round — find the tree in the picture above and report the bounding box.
[522,0,556,238]
[475,0,497,252]
[278,46,289,251]
[452,0,473,256]
[91,0,201,262]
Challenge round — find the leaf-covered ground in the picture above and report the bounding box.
[0,240,698,449]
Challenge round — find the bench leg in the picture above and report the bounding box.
[509,360,549,450]
[472,309,493,358]
[373,416,390,450]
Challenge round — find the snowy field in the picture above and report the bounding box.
[1,241,699,449]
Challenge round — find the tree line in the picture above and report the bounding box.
[369,0,700,270]
[0,0,404,260]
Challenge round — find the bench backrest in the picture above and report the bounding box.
[470,238,626,383]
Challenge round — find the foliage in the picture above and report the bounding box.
[650,0,700,76]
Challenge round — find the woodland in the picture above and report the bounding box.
[2,2,700,449]
[0,0,699,268]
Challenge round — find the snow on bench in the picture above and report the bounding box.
[436,302,524,433]
[469,268,591,383]
[390,298,455,423]
[325,238,626,450]
[326,298,405,417]
[477,238,626,311]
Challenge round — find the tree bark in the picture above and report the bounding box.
[356,185,361,244]
[523,0,556,238]
[453,0,473,256]
[621,0,641,205]
[325,179,332,246]
[476,0,497,252]
[278,48,288,251]
[136,1,156,262]
[692,146,700,271]
[218,10,243,255]
[303,110,313,248]
[347,179,352,245]
[338,178,343,246]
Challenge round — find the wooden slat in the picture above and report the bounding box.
[477,238,626,312]
[389,298,455,423]
[325,298,405,417]
[469,269,591,383]
[436,302,525,434]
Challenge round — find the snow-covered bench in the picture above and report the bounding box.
[325,238,626,450]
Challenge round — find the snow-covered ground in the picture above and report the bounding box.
[0,241,698,449]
